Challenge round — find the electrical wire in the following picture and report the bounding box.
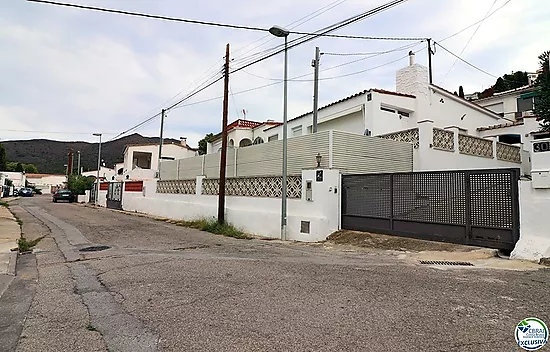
[28,0,418,42]
[434,43,498,79]
[231,0,411,69]
[231,0,348,58]
[322,41,422,56]
[240,41,423,82]
[230,0,410,75]
[439,0,513,42]
[0,129,118,135]
[440,0,497,84]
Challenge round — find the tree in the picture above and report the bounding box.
[535,50,550,131]
[0,143,6,171]
[458,86,465,98]
[24,164,38,174]
[15,162,24,172]
[67,175,95,195]
[198,133,214,155]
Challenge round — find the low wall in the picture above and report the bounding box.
[511,181,550,261]
[122,170,340,242]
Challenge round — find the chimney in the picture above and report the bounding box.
[408,51,415,66]
[267,119,274,123]
[180,137,187,147]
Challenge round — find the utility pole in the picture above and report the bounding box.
[157,109,166,178]
[427,38,433,84]
[312,46,320,133]
[77,151,81,176]
[67,150,73,176]
[218,43,230,224]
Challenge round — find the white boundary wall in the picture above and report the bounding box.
[511,182,550,261]
[122,170,340,242]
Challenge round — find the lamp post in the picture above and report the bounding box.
[269,25,290,241]
[93,133,102,205]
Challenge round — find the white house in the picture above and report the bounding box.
[208,119,282,153]
[1,172,26,188]
[207,51,524,172]
[26,173,66,194]
[118,138,198,181]
[82,167,116,181]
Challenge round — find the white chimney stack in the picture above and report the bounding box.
[408,51,415,66]
[180,137,187,147]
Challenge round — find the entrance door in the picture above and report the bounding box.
[106,182,123,210]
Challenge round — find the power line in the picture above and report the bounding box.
[440,0,497,84]
[439,0,513,42]
[230,0,410,75]
[322,41,422,56]
[176,47,426,109]
[434,42,498,79]
[28,0,418,42]
[0,129,118,135]
[240,41,422,81]
[231,0,349,58]
[27,0,268,31]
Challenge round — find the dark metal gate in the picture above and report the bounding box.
[341,168,520,250]
[106,182,123,210]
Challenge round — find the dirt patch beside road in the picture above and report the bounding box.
[327,230,484,253]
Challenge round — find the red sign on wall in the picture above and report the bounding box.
[124,181,144,192]
[99,182,109,191]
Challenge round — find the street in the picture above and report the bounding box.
[1,195,549,352]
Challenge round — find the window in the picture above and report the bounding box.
[268,134,278,142]
[292,126,302,137]
[253,137,264,145]
[367,93,372,101]
[517,97,534,112]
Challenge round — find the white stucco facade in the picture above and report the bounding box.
[82,167,116,181]
[120,142,198,180]
[26,174,66,194]
[474,86,536,121]
[1,172,26,188]
[101,169,340,242]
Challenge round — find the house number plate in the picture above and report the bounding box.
[534,141,550,153]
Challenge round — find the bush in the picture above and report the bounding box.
[175,218,250,239]
[67,175,95,195]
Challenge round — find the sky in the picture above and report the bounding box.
[0,0,548,148]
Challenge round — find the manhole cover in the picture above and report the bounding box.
[79,245,111,252]
[419,260,474,266]
[173,245,209,251]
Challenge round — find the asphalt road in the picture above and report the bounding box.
[2,195,549,352]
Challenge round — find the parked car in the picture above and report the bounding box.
[19,188,34,197]
[52,189,76,203]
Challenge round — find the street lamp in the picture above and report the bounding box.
[269,25,290,241]
[93,133,102,206]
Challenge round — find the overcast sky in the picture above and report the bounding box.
[1,0,548,147]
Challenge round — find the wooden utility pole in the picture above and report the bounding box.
[218,43,230,224]
[427,38,433,84]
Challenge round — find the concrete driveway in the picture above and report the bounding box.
[1,195,549,352]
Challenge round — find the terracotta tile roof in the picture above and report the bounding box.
[124,142,197,151]
[474,85,534,101]
[26,173,66,178]
[430,84,502,119]
[210,119,281,141]
[371,89,416,99]
[477,120,524,132]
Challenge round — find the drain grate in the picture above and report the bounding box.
[79,245,111,252]
[419,260,474,266]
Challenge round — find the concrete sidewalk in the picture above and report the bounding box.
[0,206,19,276]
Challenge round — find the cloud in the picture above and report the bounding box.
[0,0,548,148]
